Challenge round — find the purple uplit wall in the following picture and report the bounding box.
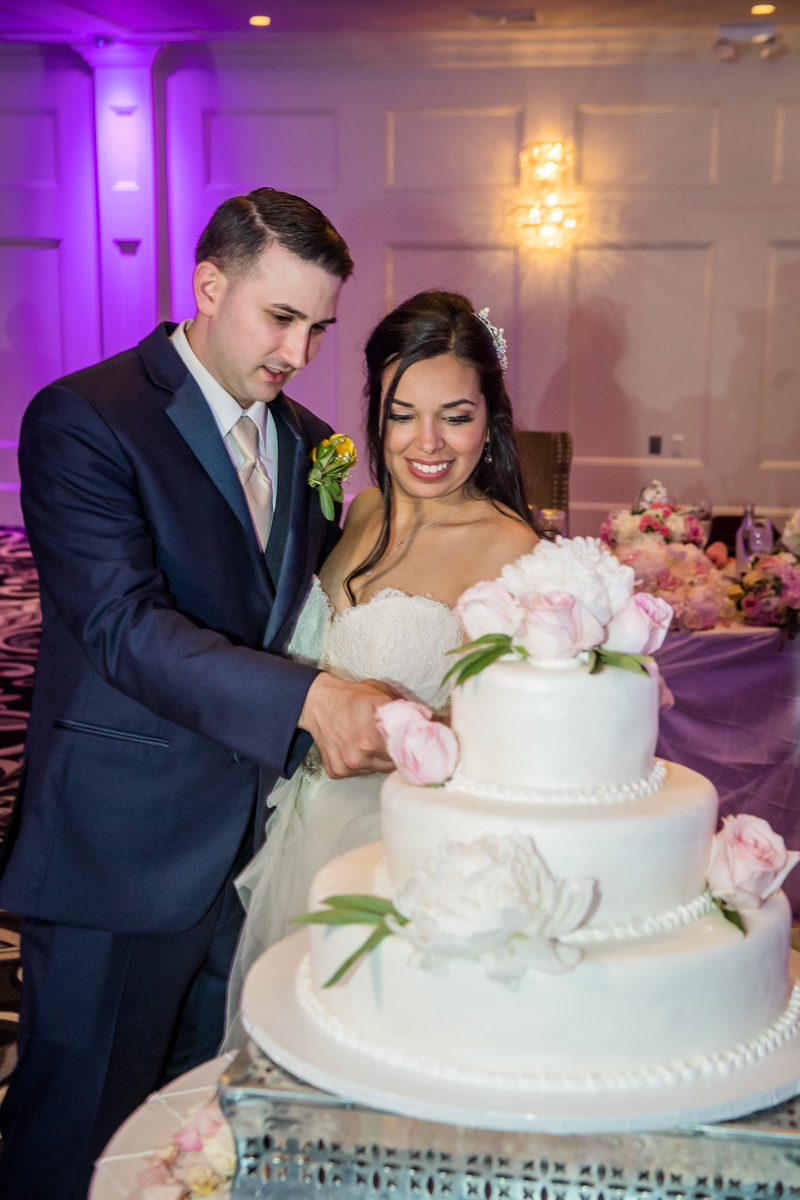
[0,34,798,528]
[82,41,159,358]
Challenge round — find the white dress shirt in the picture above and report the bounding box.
[170,320,278,511]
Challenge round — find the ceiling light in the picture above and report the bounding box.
[249,15,272,27]
[751,4,776,13]
[468,8,538,25]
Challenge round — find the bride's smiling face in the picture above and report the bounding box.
[382,354,488,501]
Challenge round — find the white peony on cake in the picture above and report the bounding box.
[245,537,800,1115]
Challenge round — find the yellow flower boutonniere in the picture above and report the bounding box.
[308,434,357,520]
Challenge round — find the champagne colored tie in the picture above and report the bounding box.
[231,414,273,549]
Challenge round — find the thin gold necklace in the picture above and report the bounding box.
[364,504,465,578]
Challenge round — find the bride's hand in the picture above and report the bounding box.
[298,674,399,778]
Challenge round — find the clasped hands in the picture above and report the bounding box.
[298,673,399,778]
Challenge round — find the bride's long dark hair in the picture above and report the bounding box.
[345,290,537,603]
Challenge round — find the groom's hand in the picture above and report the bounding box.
[298,674,399,778]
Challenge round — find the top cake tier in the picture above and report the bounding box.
[451,657,658,792]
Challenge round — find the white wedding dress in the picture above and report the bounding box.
[223,576,463,1048]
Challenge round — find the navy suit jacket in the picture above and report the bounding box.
[0,323,340,936]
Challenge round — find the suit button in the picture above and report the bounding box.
[232,751,243,763]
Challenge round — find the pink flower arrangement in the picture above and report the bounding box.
[729,552,800,638]
[131,1099,235,1199]
[707,814,799,909]
[450,539,673,682]
[613,541,734,632]
[601,501,704,550]
[377,699,459,786]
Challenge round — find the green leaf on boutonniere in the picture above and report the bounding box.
[319,489,335,521]
[442,633,518,686]
[293,893,409,987]
[593,648,653,677]
[709,891,746,934]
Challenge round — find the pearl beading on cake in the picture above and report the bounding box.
[444,759,668,805]
[297,956,800,1092]
[561,890,715,945]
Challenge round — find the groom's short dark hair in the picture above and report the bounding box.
[196,188,354,281]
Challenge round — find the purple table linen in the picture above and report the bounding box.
[655,627,800,916]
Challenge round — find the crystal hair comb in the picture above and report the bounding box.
[474,308,508,373]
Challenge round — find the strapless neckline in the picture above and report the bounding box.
[312,576,453,622]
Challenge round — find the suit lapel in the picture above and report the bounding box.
[165,374,264,558]
[262,394,314,648]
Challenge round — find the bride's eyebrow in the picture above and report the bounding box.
[442,399,476,408]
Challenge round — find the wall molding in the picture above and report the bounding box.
[158,26,800,72]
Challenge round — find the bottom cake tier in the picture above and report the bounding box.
[302,842,798,1090]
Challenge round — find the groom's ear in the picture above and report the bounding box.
[193,259,228,317]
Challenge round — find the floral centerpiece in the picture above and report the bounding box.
[600,480,704,549]
[729,552,800,638]
[614,540,735,632]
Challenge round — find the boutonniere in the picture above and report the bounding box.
[308,434,357,520]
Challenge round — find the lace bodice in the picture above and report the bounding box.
[288,577,463,712]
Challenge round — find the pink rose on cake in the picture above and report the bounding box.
[377,699,459,786]
[602,593,672,656]
[389,832,596,985]
[454,579,525,641]
[707,814,800,909]
[518,591,605,659]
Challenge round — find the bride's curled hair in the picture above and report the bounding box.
[347,290,537,599]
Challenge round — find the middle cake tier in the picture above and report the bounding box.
[382,761,718,931]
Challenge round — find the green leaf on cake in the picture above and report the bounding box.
[442,633,516,686]
[593,649,653,677]
[323,922,393,988]
[709,892,746,935]
[321,894,402,917]
[292,893,410,985]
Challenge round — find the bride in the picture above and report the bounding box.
[224,290,538,1045]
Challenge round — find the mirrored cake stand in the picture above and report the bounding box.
[220,1040,800,1200]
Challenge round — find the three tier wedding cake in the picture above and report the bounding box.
[254,538,800,1100]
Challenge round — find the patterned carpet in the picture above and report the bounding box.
[0,528,41,1104]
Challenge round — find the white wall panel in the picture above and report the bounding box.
[773,103,800,187]
[0,109,57,187]
[576,105,719,188]
[388,244,518,374]
[0,242,62,449]
[387,108,521,190]
[204,109,337,193]
[0,50,99,525]
[571,245,712,462]
[760,244,800,468]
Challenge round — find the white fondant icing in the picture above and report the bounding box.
[306,844,794,1085]
[297,955,800,1092]
[451,658,658,791]
[382,763,718,927]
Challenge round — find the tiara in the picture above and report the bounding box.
[474,308,508,372]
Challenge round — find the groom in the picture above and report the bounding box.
[0,188,394,1199]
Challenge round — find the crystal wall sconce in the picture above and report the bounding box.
[510,141,579,251]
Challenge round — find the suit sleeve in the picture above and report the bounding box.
[20,384,319,778]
